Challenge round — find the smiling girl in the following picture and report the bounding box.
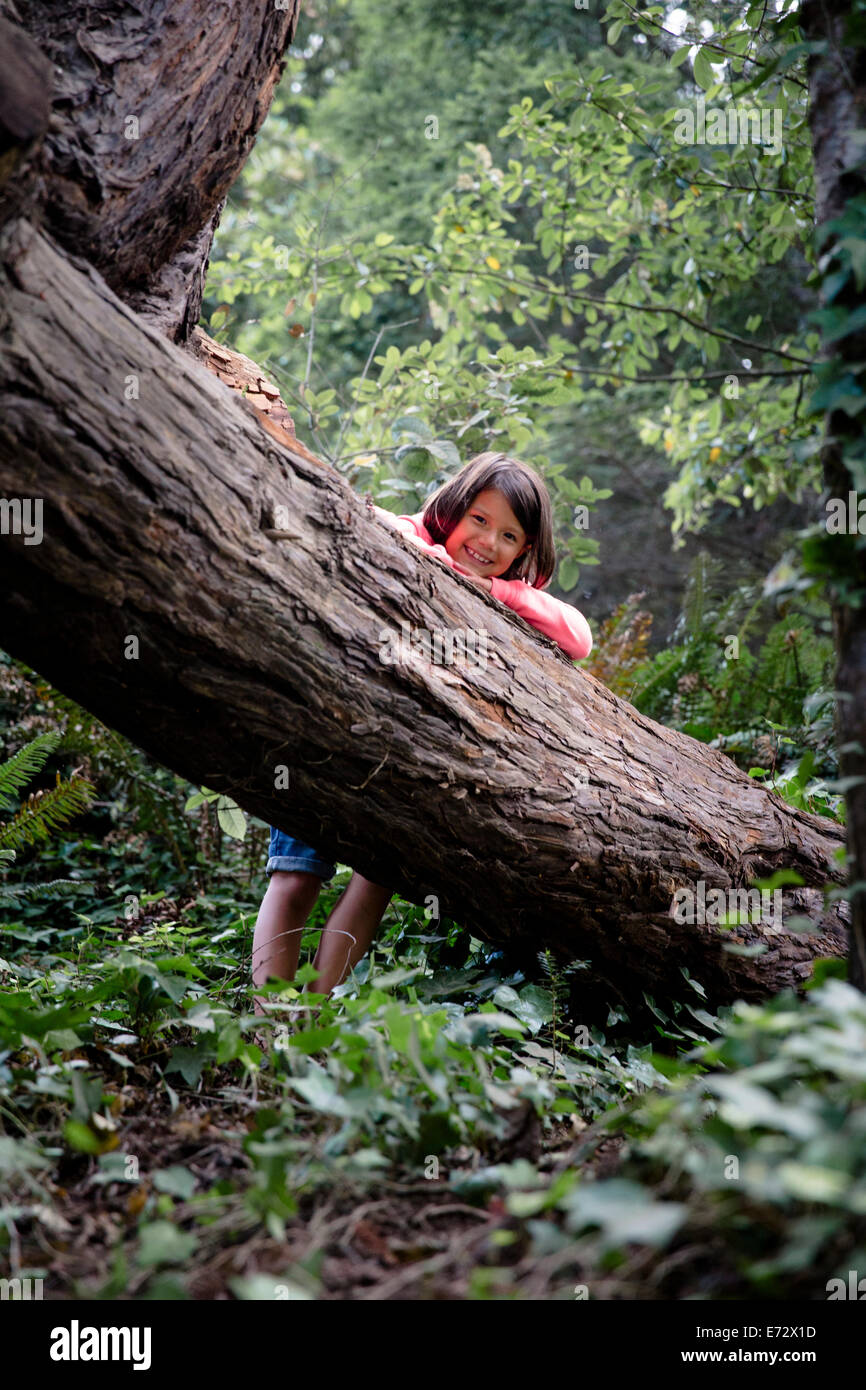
[252,451,592,1023]
[377,450,593,660]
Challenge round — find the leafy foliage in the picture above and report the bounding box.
[206,0,823,605]
[0,727,95,907]
[591,980,866,1295]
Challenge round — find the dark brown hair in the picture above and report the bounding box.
[421,452,556,587]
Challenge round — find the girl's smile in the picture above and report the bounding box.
[445,487,529,578]
[462,543,494,565]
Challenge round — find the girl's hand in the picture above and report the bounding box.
[451,561,493,592]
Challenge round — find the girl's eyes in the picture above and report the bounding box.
[470,514,518,541]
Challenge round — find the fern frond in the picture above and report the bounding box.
[0,878,85,905]
[731,590,764,653]
[0,732,61,811]
[630,647,685,709]
[0,777,95,853]
[681,551,725,642]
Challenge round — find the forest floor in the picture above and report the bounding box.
[5,885,862,1303]
[15,1040,630,1301]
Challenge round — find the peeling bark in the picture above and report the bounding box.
[189,325,297,435]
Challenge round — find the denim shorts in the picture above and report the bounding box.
[266,826,336,880]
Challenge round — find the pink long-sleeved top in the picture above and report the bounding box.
[374,507,593,661]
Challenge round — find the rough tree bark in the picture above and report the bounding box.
[802,0,866,991]
[6,0,299,293]
[0,1,851,1010]
[0,12,51,225]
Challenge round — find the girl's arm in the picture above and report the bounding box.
[373,506,459,568]
[489,577,593,660]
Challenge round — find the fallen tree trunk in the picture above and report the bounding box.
[0,218,848,1008]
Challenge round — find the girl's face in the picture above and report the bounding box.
[444,487,529,579]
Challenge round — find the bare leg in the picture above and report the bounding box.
[251,870,322,1016]
[310,873,392,996]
